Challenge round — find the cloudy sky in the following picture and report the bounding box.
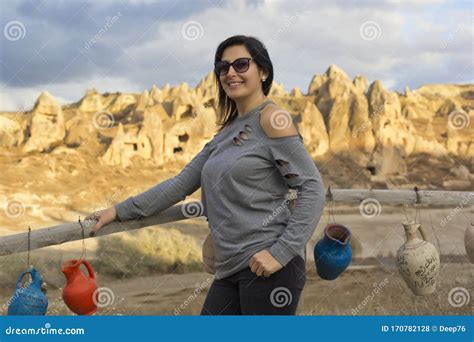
[0,0,472,111]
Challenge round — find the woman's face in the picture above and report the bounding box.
[219,45,267,101]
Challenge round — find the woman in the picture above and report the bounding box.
[86,35,326,315]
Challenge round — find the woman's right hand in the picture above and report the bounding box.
[85,207,117,237]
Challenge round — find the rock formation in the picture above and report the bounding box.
[78,88,104,113]
[0,115,23,147]
[194,72,217,105]
[0,65,472,189]
[299,102,329,158]
[23,91,66,153]
[307,64,375,156]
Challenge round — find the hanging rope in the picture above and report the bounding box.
[402,203,410,222]
[428,211,441,252]
[414,186,421,224]
[26,226,31,271]
[78,217,87,260]
[326,186,336,225]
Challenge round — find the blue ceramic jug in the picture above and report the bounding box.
[7,267,48,315]
[314,224,352,280]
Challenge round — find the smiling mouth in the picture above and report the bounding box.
[227,81,244,87]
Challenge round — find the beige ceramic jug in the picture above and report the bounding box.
[396,220,440,296]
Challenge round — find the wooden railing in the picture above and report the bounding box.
[0,189,472,256]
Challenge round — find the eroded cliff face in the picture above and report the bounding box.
[1,66,473,194]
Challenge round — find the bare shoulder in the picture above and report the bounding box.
[259,103,299,138]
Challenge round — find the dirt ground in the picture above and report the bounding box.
[0,208,472,316]
[0,147,472,315]
[3,262,470,316]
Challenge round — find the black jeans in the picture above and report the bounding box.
[200,255,306,315]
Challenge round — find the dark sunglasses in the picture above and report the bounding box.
[214,57,253,76]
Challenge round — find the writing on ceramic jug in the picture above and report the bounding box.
[396,253,410,277]
[413,255,440,289]
[396,220,440,296]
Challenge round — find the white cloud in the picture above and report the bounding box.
[0,0,470,110]
[0,76,143,111]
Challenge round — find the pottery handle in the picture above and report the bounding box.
[15,271,30,289]
[81,260,96,280]
[418,224,429,242]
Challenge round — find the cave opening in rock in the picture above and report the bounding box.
[178,133,189,142]
[367,165,376,175]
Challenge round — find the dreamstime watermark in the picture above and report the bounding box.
[1,279,33,312]
[4,198,26,219]
[4,323,85,336]
[267,11,300,46]
[352,278,389,315]
[440,192,474,227]
[269,109,293,131]
[262,190,298,227]
[84,12,123,50]
[270,287,292,307]
[192,102,213,117]
[359,198,382,219]
[83,189,124,227]
[174,278,212,315]
[92,111,115,130]
[440,23,467,50]
[359,20,382,41]
[105,189,123,207]
[352,103,385,138]
[92,287,115,308]
[447,109,470,130]
[4,20,26,41]
[181,21,203,41]
[447,287,470,308]
[181,201,204,218]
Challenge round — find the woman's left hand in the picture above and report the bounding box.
[249,250,283,277]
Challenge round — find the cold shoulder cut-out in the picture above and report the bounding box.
[114,99,326,279]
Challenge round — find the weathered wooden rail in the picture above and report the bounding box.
[0,189,472,256]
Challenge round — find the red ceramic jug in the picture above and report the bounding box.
[62,259,98,315]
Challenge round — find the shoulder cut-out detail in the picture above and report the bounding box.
[259,103,299,138]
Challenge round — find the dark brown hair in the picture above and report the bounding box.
[214,35,274,132]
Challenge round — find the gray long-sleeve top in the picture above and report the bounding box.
[114,99,326,279]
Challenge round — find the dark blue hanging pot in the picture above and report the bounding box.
[314,223,352,280]
[8,267,48,315]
